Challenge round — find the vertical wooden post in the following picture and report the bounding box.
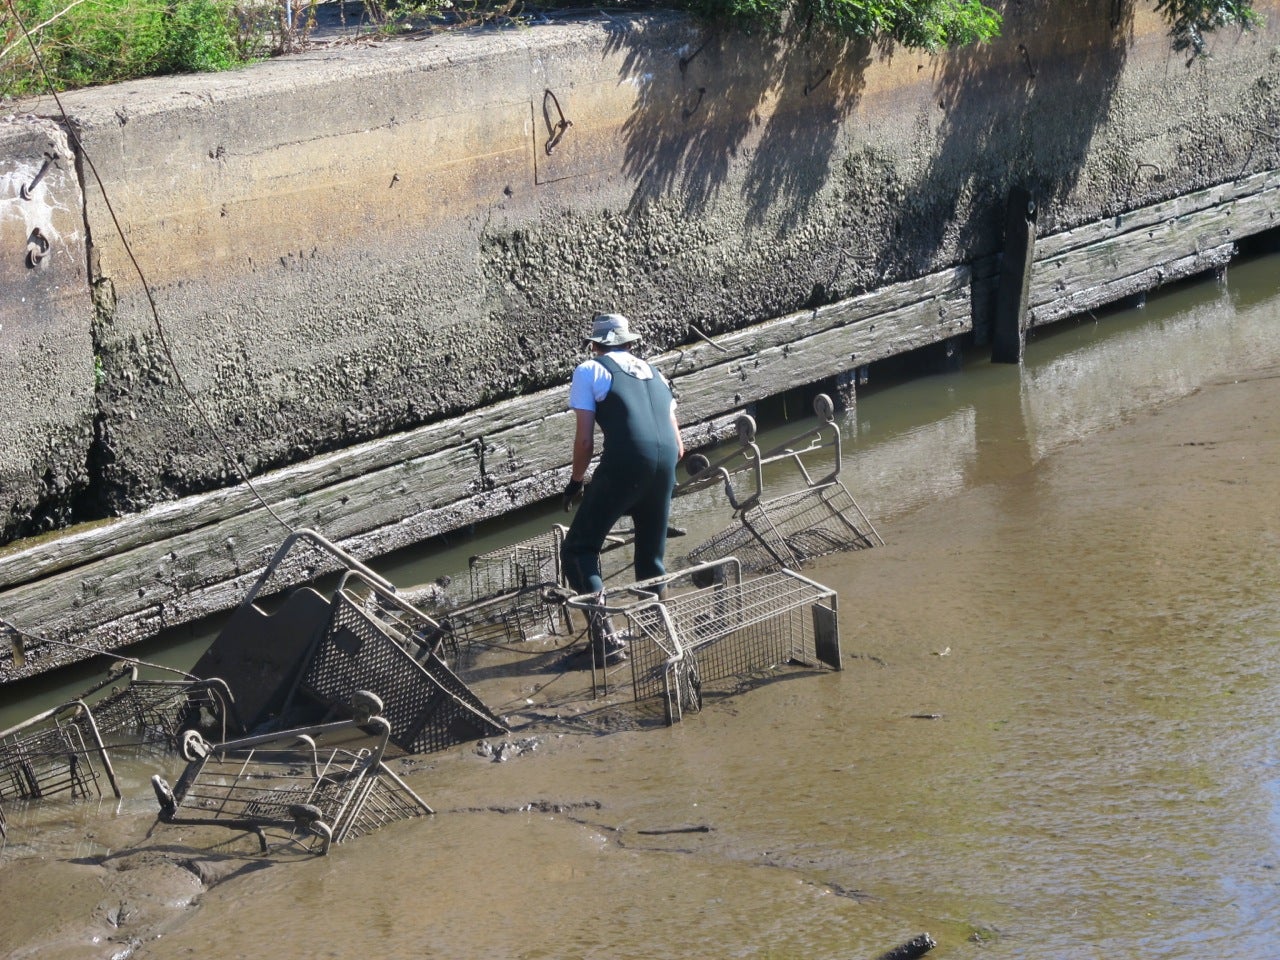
[992,187,1037,364]
[831,370,858,412]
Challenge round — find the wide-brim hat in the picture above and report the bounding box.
[585,313,642,347]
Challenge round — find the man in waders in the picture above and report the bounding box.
[561,313,684,665]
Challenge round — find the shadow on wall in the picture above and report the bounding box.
[902,0,1133,265]
[606,20,871,233]
[477,4,1137,389]
[603,0,1133,284]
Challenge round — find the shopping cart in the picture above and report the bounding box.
[566,557,841,724]
[285,568,508,754]
[678,394,883,572]
[422,521,670,654]
[70,663,237,752]
[0,699,121,802]
[151,693,432,855]
[439,527,571,649]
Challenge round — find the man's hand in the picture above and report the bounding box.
[562,479,584,512]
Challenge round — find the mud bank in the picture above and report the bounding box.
[2,0,1278,679]
[3,342,1279,959]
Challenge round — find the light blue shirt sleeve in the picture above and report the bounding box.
[568,359,611,412]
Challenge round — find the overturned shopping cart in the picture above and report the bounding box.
[566,557,841,724]
[151,693,432,855]
[678,394,883,573]
[283,567,509,753]
[193,529,507,752]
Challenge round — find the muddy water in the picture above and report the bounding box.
[3,253,1280,959]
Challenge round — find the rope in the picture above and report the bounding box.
[3,0,296,538]
[3,0,305,673]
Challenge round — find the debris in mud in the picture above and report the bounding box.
[475,737,542,761]
[874,932,937,960]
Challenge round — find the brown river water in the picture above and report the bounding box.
[2,250,1279,959]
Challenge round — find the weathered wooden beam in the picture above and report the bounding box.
[1028,173,1280,328]
[0,266,969,593]
[1031,243,1234,327]
[993,187,1037,364]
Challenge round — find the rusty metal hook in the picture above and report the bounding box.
[20,152,57,201]
[1017,44,1037,79]
[543,89,573,156]
[803,67,832,96]
[26,227,50,268]
[682,87,706,121]
[679,33,713,74]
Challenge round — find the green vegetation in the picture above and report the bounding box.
[0,0,1264,100]
[1155,0,1261,54]
[682,0,1003,48]
[3,0,252,97]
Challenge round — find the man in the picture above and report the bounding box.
[561,313,684,663]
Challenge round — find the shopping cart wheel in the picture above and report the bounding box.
[736,414,757,445]
[350,690,384,723]
[181,729,210,762]
[289,803,324,829]
[685,452,710,478]
[813,392,835,422]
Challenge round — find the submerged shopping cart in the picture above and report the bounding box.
[70,662,236,752]
[566,557,841,724]
[416,520,677,654]
[434,527,571,649]
[151,693,432,855]
[192,529,507,752]
[283,568,509,754]
[677,394,883,573]
[0,699,121,802]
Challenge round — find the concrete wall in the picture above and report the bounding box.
[1,0,1278,678]
[0,116,93,536]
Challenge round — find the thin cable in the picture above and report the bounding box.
[1,616,197,679]
[4,0,296,537]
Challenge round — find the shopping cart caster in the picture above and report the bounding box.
[813,393,835,422]
[685,452,711,478]
[181,729,210,762]
[350,690,384,723]
[289,803,333,854]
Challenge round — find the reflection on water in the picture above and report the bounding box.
[2,253,1278,959]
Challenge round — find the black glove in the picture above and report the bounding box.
[562,479,584,512]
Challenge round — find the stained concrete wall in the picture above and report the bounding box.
[1,0,1278,678]
[0,117,93,536]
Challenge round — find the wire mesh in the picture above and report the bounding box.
[294,570,507,754]
[468,527,564,599]
[0,700,119,802]
[152,716,432,855]
[81,674,235,751]
[570,560,840,724]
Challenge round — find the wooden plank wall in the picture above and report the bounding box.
[3,169,1278,682]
